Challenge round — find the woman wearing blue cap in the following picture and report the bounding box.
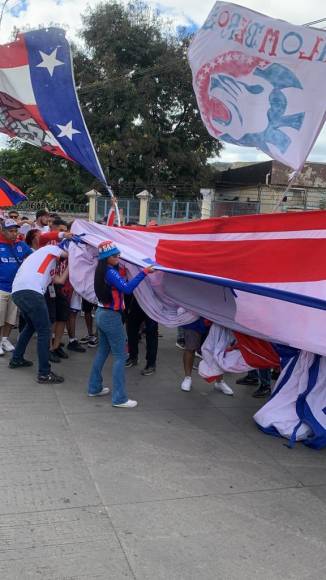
[88,240,154,408]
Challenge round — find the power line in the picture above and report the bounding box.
[0,0,10,28]
[77,61,190,96]
[303,17,326,26]
[0,0,24,29]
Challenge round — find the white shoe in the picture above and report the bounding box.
[1,338,15,352]
[0,344,4,356]
[181,376,192,392]
[113,399,138,408]
[214,380,234,396]
[88,387,110,397]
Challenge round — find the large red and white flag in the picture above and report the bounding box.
[188,2,326,170]
[71,211,326,356]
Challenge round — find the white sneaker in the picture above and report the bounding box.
[214,380,234,396]
[181,376,192,392]
[113,399,138,408]
[88,387,110,397]
[0,344,4,356]
[1,338,15,352]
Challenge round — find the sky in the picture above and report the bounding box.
[1,0,326,164]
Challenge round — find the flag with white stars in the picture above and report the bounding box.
[0,28,106,184]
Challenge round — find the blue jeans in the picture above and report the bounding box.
[88,308,128,404]
[12,290,51,377]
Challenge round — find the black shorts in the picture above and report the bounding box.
[82,298,95,313]
[55,292,70,322]
[45,290,56,324]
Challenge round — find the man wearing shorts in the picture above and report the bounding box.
[79,299,98,348]
[0,219,31,356]
[180,317,233,395]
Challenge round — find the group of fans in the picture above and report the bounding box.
[0,207,161,407]
[0,210,96,376]
[0,207,274,407]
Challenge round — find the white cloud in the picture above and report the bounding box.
[1,0,326,163]
[152,0,326,27]
[3,0,324,44]
[0,0,90,44]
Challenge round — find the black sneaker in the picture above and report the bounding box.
[9,358,33,369]
[67,340,86,353]
[37,371,64,384]
[175,340,185,350]
[252,386,271,398]
[49,351,61,363]
[54,346,69,359]
[125,357,137,368]
[79,335,91,344]
[88,336,98,348]
[141,366,156,376]
[236,376,259,386]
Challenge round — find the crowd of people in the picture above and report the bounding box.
[0,207,275,409]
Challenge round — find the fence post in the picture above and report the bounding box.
[136,189,151,225]
[85,189,101,221]
[171,201,176,222]
[200,188,215,219]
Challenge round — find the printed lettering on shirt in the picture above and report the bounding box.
[0,257,17,263]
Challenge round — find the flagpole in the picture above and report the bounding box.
[272,172,298,213]
[105,184,121,227]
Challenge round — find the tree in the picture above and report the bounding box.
[0,143,93,203]
[75,0,221,196]
[1,0,221,201]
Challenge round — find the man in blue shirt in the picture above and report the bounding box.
[0,219,32,356]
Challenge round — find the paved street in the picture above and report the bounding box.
[0,325,325,580]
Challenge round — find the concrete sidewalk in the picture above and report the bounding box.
[0,326,325,579]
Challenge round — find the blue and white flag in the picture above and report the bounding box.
[0,28,106,183]
[188,2,326,170]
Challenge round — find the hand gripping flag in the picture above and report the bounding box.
[188,2,326,171]
[0,28,106,184]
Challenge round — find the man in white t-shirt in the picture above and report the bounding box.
[10,245,69,384]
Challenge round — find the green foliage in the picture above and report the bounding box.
[77,0,221,196]
[0,143,94,202]
[0,0,221,200]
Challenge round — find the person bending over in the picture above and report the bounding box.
[10,245,69,384]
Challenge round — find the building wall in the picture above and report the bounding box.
[214,186,326,215]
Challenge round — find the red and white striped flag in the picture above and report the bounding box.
[71,211,326,356]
